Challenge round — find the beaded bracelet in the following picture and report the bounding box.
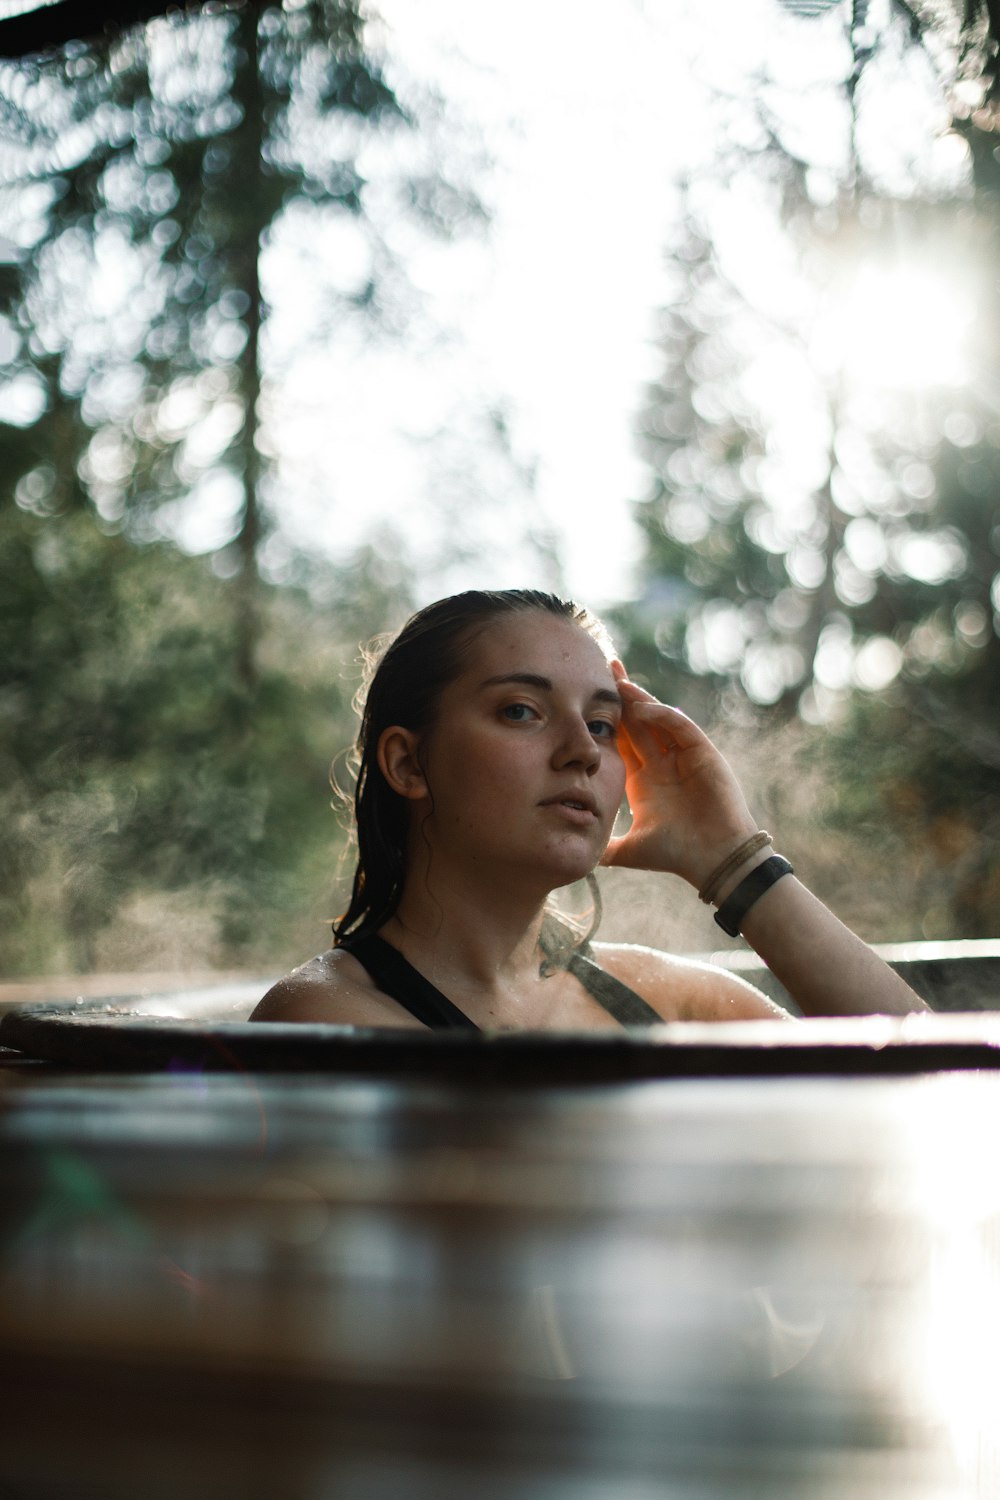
[698,831,772,906]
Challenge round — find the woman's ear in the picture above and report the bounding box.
[376,726,428,800]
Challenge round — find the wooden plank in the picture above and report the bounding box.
[5,1001,1000,1076]
[1,1070,996,1494]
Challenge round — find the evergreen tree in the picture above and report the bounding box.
[0,0,476,676]
[616,4,1000,935]
[0,2,464,970]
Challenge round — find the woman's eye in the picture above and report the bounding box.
[588,719,618,740]
[501,703,537,723]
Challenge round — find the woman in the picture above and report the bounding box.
[252,589,925,1029]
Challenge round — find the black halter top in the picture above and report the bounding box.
[341,933,661,1030]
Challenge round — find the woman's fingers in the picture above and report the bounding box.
[615,667,708,745]
[616,722,643,777]
[607,663,759,882]
[621,701,689,766]
[628,697,709,750]
[614,664,718,782]
[657,704,714,749]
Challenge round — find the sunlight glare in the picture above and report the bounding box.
[903,1078,1000,1493]
[816,260,976,391]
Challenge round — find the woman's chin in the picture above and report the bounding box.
[537,841,604,889]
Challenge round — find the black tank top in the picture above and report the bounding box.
[341,933,661,1030]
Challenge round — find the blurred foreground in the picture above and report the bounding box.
[1,1056,998,1497]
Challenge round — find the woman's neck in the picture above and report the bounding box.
[381,871,550,993]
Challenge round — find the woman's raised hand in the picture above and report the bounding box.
[601,665,760,890]
[599,666,928,1018]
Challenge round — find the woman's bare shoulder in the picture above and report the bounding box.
[590,941,793,1022]
[249,948,424,1028]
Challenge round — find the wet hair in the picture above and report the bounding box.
[333,588,611,945]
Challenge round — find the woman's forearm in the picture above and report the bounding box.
[729,869,928,1017]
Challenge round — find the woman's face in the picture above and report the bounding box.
[407,610,626,890]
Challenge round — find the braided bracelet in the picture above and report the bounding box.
[714,855,794,937]
[698,831,772,906]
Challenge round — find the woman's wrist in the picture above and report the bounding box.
[709,840,777,907]
[698,831,773,906]
[713,854,794,937]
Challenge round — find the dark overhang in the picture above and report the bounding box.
[0,0,216,59]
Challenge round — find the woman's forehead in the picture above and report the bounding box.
[462,611,612,680]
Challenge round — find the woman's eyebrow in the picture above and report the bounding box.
[478,672,622,706]
[479,672,553,691]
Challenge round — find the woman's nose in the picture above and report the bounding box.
[553,717,601,771]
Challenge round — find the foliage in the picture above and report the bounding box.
[613,6,1000,938]
[0,490,418,973]
[0,0,467,667]
[0,2,454,974]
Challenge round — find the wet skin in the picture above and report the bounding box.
[252,610,926,1029]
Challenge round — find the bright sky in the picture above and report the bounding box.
[3,0,967,616]
[266,0,846,607]
[376,0,702,603]
[263,0,964,611]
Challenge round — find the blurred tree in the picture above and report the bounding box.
[615,2,1000,935]
[0,0,479,679]
[0,488,415,973]
[0,0,475,971]
[822,127,1000,936]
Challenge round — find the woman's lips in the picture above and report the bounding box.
[539,794,599,824]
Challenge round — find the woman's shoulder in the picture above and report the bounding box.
[249,947,425,1028]
[589,941,792,1022]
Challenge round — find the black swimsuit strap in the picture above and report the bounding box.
[568,950,663,1026]
[343,933,660,1031]
[342,934,480,1031]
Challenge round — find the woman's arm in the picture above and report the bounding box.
[602,670,927,1018]
[733,870,923,1016]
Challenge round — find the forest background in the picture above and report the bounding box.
[3,0,1000,982]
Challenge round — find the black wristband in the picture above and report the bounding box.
[713,855,793,938]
